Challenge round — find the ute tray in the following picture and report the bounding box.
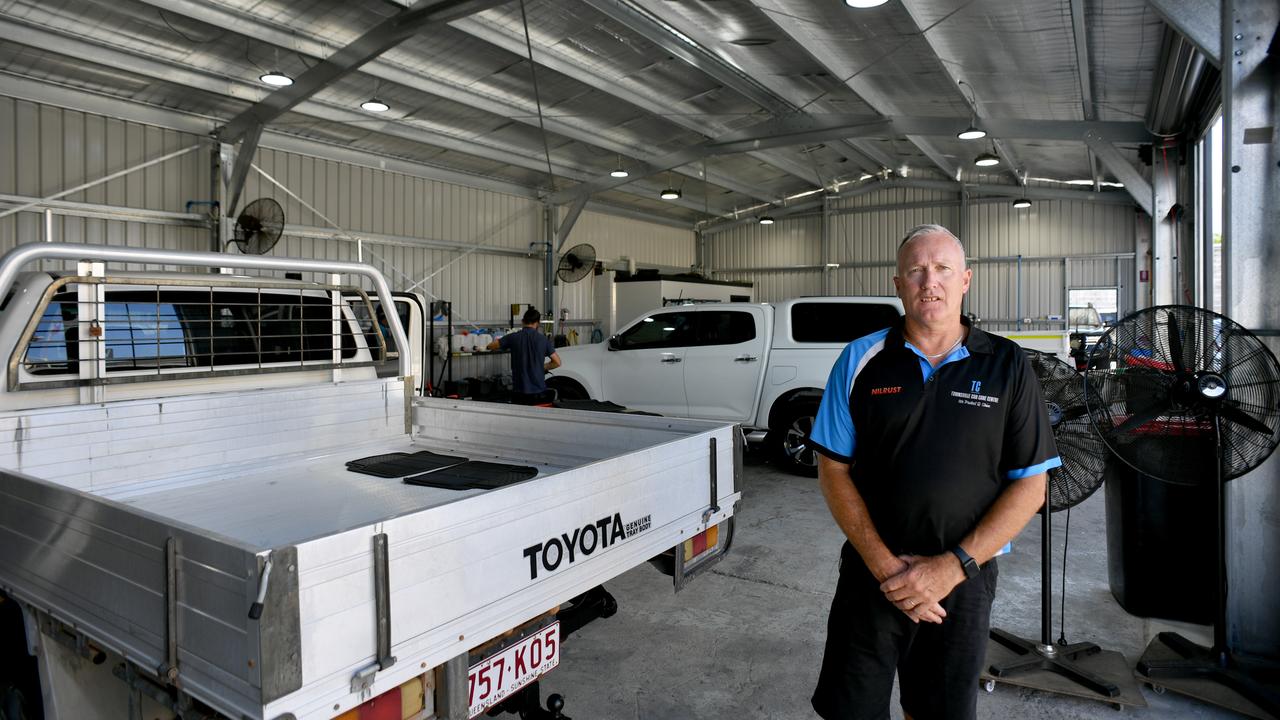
[404,461,538,490]
[346,450,468,478]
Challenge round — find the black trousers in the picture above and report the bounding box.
[812,549,999,720]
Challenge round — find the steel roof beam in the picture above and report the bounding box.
[896,0,1024,184]
[216,0,506,143]
[138,0,776,205]
[1069,0,1104,190]
[1148,0,1221,68]
[550,114,1149,204]
[452,16,824,187]
[580,0,793,117]
[762,3,955,179]
[1,18,728,217]
[1082,132,1153,215]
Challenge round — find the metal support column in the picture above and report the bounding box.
[542,203,555,317]
[1224,0,1280,660]
[821,194,833,296]
[1151,143,1178,305]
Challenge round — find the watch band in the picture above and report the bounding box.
[951,546,980,580]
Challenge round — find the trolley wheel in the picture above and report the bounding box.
[1147,682,1165,695]
[983,679,996,693]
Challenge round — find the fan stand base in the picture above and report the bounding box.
[1137,632,1280,719]
[987,628,1122,697]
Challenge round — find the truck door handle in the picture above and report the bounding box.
[734,355,759,363]
[660,356,682,363]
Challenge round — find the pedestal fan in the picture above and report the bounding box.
[987,350,1122,698]
[1085,305,1280,716]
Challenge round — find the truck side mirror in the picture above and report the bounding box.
[607,336,622,351]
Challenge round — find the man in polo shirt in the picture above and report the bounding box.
[487,308,561,405]
[809,224,1060,720]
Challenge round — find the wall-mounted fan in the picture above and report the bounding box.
[232,198,284,255]
[1085,305,1280,716]
[557,243,596,283]
[987,350,1122,699]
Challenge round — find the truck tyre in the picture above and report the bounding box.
[546,377,588,401]
[771,401,820,477]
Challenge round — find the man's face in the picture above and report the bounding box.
[893,232,972,328]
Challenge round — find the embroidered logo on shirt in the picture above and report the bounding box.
[951,386,1000,408]
[870,386,902,396]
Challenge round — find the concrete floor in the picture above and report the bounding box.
[541,450,1249,720]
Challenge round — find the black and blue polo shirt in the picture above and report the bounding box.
[810,318,1060,557]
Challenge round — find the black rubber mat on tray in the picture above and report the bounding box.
[346,450,468,478]
[403,461,538,490]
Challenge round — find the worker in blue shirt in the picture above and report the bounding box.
[488,308,561,405]
[809,224,1060,720]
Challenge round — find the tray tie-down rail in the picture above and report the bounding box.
[351,532,397,698]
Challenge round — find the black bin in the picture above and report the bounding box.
[1104,456,1215,624]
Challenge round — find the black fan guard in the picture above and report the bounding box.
[1025,350,1107,513]
[1083,305,1280,485]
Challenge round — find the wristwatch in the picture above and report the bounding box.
[951,546,980,580]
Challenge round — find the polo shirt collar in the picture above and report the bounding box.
[887,315,993,354]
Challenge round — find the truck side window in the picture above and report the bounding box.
[790,302,901,343]
[617,311,695,350]
[696,311,756,346]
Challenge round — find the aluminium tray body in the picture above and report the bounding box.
[0,380,740,719]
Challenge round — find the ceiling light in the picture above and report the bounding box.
[758,215,775,225]
[844,0,889,7]
[360,98,389,113]
[660,188,682,200]
[259,71,293,87]
[610,154,629,178]
[1012,198,1032,209]
[825,262,840,268]
[974,151,1000,167]
[957,125,986,140]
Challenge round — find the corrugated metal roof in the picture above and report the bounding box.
[0,0,1187,224]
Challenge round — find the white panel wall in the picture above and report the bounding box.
[555,208,695,340]
[707,185,1138,330]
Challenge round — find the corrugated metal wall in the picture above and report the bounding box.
[707,185,1137,330]
[0,96,695,378]
[0,98,212,259]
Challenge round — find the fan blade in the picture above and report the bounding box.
[1166,311,1185,374]
[1108,399,1173,439]
[1220,402,1276,437]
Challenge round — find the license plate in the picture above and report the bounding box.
[467,621,560,718]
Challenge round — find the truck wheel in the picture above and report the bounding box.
[546,378,588,401]
[771,401,820,477]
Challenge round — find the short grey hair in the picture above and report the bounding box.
[896,224,966,272]
[898,224,962,250]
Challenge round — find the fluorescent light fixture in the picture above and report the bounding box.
[660,188,682,200]
[610,168,629,178]
[758,215,775,225]
[643,317,654,322]
[957,125,986,140]
[663,327,675,332]
[844,0,889,7]
[974,152,1000,167]
[825,262,840,268]
[360,98,389,113]
[1012,198,1032,209]
[259,71,293,87]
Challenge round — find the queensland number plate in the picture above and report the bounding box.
[468,621,560,718]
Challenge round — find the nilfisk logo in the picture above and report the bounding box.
[522,512,651,580]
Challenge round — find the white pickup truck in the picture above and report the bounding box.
[549,297,904,476]
[0,243,739,720]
